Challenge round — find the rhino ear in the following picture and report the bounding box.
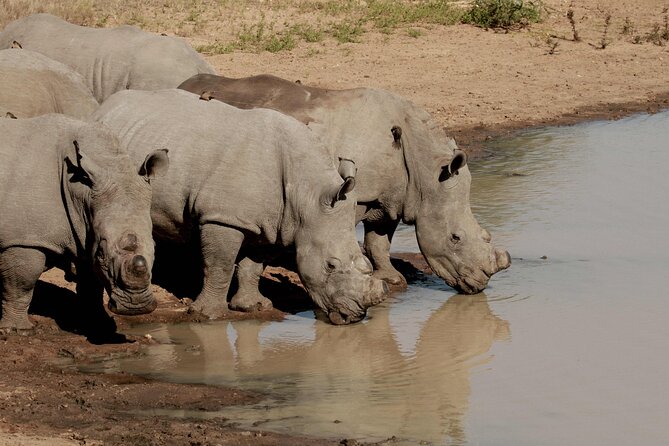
[439,150,467,182]
[139,149,169,181]
[65,140,99,187]
[338,157,357,181]
[329,177,356,206]
[327,158,356,205]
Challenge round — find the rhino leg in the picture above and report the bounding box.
[74,263,117,339]
[363,219,408,289]
[190,224,244,319]
[0,247,46,334]
[229,257,273,312]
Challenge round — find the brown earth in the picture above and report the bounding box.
[2,0,668,444]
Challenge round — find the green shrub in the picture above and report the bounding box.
[462,0,542,30]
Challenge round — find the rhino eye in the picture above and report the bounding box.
[450,233,461,244]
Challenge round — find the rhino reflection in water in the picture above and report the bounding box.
[134,293,509,443]
[178,74,511,297]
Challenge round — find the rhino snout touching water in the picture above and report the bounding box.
[178,74,510,294]
[0,13,216,103]
[0,115,169,333]
[92,89,387,325]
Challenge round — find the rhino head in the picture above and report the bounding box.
[401,125,511,294]
[290,159,388,325]
[66,127,169,314]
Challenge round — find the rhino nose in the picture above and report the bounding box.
[131,255,148,277]
[121,232,139,252]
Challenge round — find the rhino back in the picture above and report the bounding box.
[0,114,81,253]
[92,89,317,242]
[0,49,98,119]
[179,75,412,205]
[0,14,215,102]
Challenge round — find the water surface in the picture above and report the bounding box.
[85,110,669,445]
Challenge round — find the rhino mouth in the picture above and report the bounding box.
[430,260,490,295]
[328,309,366,325]
[453,274,490,295]
[108,287,157,315]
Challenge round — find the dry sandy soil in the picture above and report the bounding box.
[1,0,668,444]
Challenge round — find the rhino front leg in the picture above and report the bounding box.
[363,219,408,289]
[75,263,117,338]
[190,224,244,319]
[0,247,46,334]
[229,257,273,312]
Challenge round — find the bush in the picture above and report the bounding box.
[462,0,542,30]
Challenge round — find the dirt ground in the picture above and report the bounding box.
[1,0,668,444]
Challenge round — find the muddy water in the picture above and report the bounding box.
[85,111,669,445]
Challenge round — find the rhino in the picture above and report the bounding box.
[0,48,98,119]
[0,114,169,333]
[178,74,511,294]
[92,89,388,325]
[0,13,216,103]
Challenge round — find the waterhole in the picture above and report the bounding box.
[83,111,669,445]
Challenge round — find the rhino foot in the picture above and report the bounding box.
[188,297,229,320]
[229,293,273,312]
[0,325,35,337]
[0,315,35,336]
[372,268,408,290]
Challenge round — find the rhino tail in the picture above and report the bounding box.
[11,40,22,49]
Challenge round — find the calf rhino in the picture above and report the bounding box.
[0,48,98,119]
[92,89,387,325]
[0,114,168,333]
[0,13,216,103]
[178,74,511,294]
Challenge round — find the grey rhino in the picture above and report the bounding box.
[0,114,169,333]
[92,89,387,325]
[178,74,511,294]
[0,13,215,103]
[0,48,98,119]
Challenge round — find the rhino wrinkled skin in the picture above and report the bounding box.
[178,74,511,294]
[0,114,169,333]
[0,48,98,119]
[92,89,387,325]
[0,13,215,103]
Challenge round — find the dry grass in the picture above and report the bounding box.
[1,0,464,50]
